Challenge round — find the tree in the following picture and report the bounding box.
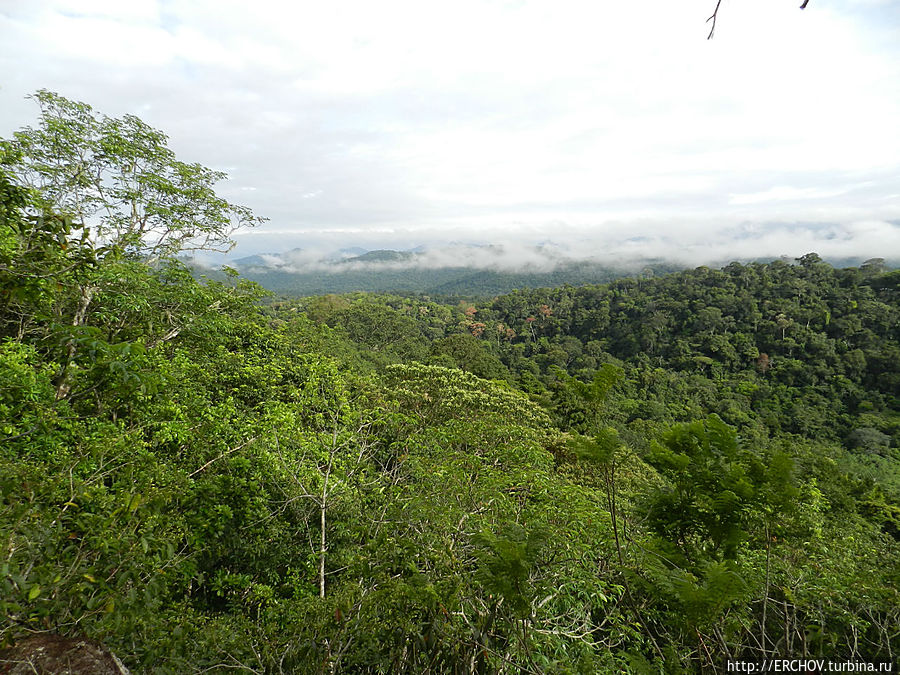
[2,93,266,399]
[267,360,376,599]
[3,90,264,260]
[646,415,763,561]
[369,364,624,672]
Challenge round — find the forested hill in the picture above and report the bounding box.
[2,94,899,673]
[201,256,685,297]
[209,252,894,298]
[294,254,899,448]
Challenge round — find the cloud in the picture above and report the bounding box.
[1,0,899,264]
[218,219,899,276]
[729,186,851,205]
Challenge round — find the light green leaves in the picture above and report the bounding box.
[7,90,265,259]
[567,427,620,465]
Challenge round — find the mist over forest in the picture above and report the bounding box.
[186,240,894,298]
[215,219,900,275]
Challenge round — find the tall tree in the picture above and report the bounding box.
[4,90,264,260]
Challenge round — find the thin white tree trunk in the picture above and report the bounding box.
[319,500,326,599]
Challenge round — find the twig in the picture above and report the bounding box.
[709,0,809,40]
[188,436,258,478]
[707,0,724,39]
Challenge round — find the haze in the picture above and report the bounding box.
[1,0,898,267]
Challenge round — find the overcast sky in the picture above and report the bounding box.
[1,0,899,265]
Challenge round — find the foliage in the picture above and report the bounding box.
[4,90,264,258]
[2,95,898,672]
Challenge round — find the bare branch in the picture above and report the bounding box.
[188,436,258,478]
[709,0,810,39]
[707,0,724,39]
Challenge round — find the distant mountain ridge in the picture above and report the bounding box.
[342,249,414,264]
[204,245,681,296]
[199,246,895,298]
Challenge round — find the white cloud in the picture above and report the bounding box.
[1,0,899,262]
[729,186,850,205]
[222,219,900,274]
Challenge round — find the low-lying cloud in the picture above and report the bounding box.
[4,1,899,269]
[215,218,899,274]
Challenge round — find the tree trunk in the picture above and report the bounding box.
[762,523,771,654]
[319,500,326,599]
[55,285,95,400]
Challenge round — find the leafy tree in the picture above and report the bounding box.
[4,90,264,259]
[846,426,892,456]
[645,415,764,561]
[429,332,510,381]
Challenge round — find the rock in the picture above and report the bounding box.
[0,634,130,674]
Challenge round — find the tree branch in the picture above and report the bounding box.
[709,0,810,39]
[707,0,724,39]
[188,436,258,478]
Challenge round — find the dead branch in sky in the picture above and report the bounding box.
[708,0,810,40]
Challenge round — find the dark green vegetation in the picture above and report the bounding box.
[2,93,899,673]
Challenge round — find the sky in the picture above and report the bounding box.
[1,0,899,268]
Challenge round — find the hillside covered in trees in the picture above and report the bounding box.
[206,248,686,297]
[1,94,898,673]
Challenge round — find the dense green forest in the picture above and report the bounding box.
[2,93,899,673]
